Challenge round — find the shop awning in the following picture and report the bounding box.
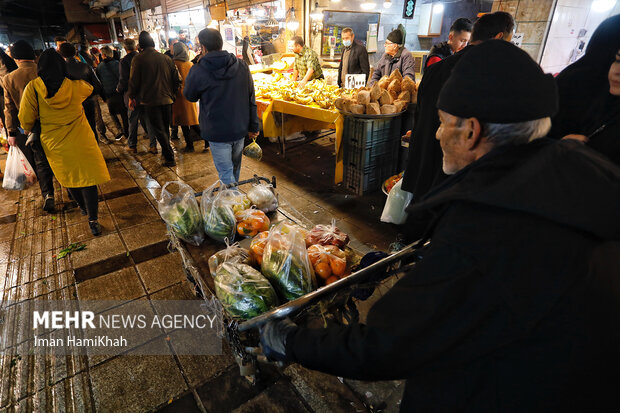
[226,0,276,9]
[163,0,204,13]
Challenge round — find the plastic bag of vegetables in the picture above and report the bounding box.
[235,207,270,238]
[218,188,251,214]
[247,182,279,213]
[242,138,263,161]
[158,181,205,246]
[201,181,237,243]
[208,241,253,276]
[214,262,279,320]
[305,219,350,248]
[261,223,316,301]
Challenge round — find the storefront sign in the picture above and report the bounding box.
[511,33,524,48]
[345,74,367,89]
[403,0,417,19]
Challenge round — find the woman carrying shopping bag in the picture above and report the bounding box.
[18,49,110,235]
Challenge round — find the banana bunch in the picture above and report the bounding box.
[253,75,343,109]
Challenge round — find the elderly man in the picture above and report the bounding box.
[259,41,620,411]
[337,27,370,88]
[368,29,415,86]
[291,36,323,88]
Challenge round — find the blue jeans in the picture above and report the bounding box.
[209,138,244,185]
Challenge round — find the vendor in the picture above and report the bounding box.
[368,29,415,86]
[338,28,370,88]
[291,36,323,88]
[425,18,473,70]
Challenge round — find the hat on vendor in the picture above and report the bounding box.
[437,40,558,123]
[386,29,403,45]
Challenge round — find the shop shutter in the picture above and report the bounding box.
[164,0,204,13]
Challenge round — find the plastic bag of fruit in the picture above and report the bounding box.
[247,182,278,213]
[250,231,270,265]
[307,244,347,286]
[242,138,263,161]
[305,219,350,248]
[235,207,270,238]
[201,181,237,243]
[208,241,253,276]
[261,223,316,301]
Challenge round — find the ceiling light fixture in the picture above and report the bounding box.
[310,1,323,20]
[360,2,377,10]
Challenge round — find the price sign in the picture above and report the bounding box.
[345,74,366,90]
[511,33,524,48]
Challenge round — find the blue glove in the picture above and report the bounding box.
[259,318,298,362]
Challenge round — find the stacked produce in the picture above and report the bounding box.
[235,208,270,238]
[254,75,343,109]
[335,69,417,115]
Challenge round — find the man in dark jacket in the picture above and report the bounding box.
[58,42,104,142]
[117,38,149,153]
[402,11,514,240]
[425,17,472,70]
[96,45,127,140]
[3,40,55,212]
[184,28,259,184]
[128,31,180,166]
[368,29,415,86]
[259,40,620,412]
[337,28,370,88]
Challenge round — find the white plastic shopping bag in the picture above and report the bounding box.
[2,146,37,190]
[380,177,413,225]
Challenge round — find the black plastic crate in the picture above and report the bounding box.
[342,115,401,195]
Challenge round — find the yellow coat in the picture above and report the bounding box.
[18,78,110,188]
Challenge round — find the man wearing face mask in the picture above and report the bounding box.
[368,29,415,86]
[337,28,370,88]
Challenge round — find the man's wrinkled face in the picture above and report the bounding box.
[436,110,476,174]
[609,50,620,96]
[384,40,399,57]
[448,30,471,53]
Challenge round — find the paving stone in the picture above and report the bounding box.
[153,392,202,413]
[70,232,126,270]
[90,339,187,413]
[136,253,187,294]
[148,281,198,300]
[231,380,312,413]
[173,338,235,387]
[111,205,160,230]
[66,214,117,244]
[283,364,368,413]
[120,221,169,252]
[76,267,147,304]
[105,192,152,212]
[0,223,16,242]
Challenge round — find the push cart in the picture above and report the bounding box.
[165,175,427,380]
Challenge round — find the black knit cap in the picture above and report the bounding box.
[387,29,403,45]
[437,40,558,123]
[138,31,155,49]
[10,40,35,60]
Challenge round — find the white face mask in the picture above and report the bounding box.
[342,40,352,47]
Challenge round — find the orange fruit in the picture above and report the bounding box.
[326,275,339,285]
[329,256,346,277]
[315,262,331,279]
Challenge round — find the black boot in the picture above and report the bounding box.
[89,220,102,236]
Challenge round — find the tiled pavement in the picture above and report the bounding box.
[0,104,403,412]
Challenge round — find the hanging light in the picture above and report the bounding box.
[383,1,393,8]
[360,2,377,10]
[310,1,323,20]
[286,7,299,31]
[207,20,219,29]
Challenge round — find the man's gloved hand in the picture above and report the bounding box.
[259,318,298,362]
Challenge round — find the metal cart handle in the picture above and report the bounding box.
[238,241,426,332]
[194,175,277,198]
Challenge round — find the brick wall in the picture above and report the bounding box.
[492,0,555,61]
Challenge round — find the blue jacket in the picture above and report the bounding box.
[184,51,259,142]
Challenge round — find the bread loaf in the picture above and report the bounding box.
[379,89,394,105]
[389,68,403,82]
[401,76,416,94]
[394,100,408,112]
[335,98,347,111]
[377,76,391,90]
[380,104,397,114]
[370,83,382,102]
[349,104,366,114]
[357,90,371,105]
[397,90,410,102]
[388,79,401,99]
[366,102,381,115]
